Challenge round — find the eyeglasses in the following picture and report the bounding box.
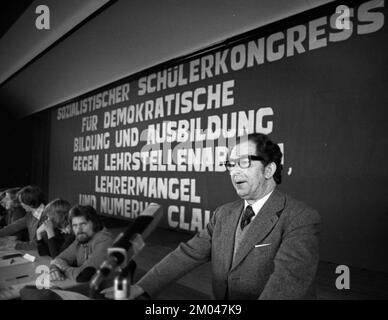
[223,155,264,170]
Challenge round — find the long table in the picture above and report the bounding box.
[0,250,85,299]
[0,242,212,300]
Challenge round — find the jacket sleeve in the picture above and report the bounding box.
[37,233,63,258]
[137,207,218,298]
[46,232,67,258]
[51,240,77,272]
[0,217,27,237]
[10,207,26,223]
[259,207,321,300]
[63,237,113,281]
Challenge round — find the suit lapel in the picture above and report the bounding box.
[219,200,244,273]
[231,189,286,271]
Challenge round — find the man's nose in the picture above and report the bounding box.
[229,165,243,176]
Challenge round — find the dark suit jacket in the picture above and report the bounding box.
[137,189,320,300]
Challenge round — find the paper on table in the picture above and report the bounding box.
[22,253,36,262]
[0,256,30,268]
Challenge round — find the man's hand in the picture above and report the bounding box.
[36,223,46,240]
[37,219,55,240]
[101,284,145,300]
[50,266,66,281]
[50,258,69,271]
[43,219,55,239]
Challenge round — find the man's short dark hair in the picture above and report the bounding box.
[236,133,283,184]
[68,205,103,232]
[17,185,46,208]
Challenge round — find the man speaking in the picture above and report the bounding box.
[118,133,320,300]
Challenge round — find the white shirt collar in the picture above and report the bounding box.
[243,190,274,220]
[32,203,45,220]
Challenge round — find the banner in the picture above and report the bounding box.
[49,0,387,241]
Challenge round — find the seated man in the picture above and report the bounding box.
[0,187,27,240]
[49,205,113,282]
[118,133,320,300]
[0,185,46,250]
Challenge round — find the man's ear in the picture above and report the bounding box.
[264,162,276,179]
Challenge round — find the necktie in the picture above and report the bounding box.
[240,205,255,230]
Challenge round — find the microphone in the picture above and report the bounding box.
[90,203,162,292]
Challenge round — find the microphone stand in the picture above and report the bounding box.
[89,234,145,299]
[118,259,137,283]
[112,259,137,300]
[88,247,128,299]
[115,259,151,300]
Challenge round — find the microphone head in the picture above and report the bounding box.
[112,203,163,250]
[138,203,163,239]
[90,203,162,292]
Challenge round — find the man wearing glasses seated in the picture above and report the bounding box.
[115,133,320,300]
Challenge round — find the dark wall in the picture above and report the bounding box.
[0,109,50,199]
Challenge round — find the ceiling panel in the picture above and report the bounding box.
[0,0,334,118]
